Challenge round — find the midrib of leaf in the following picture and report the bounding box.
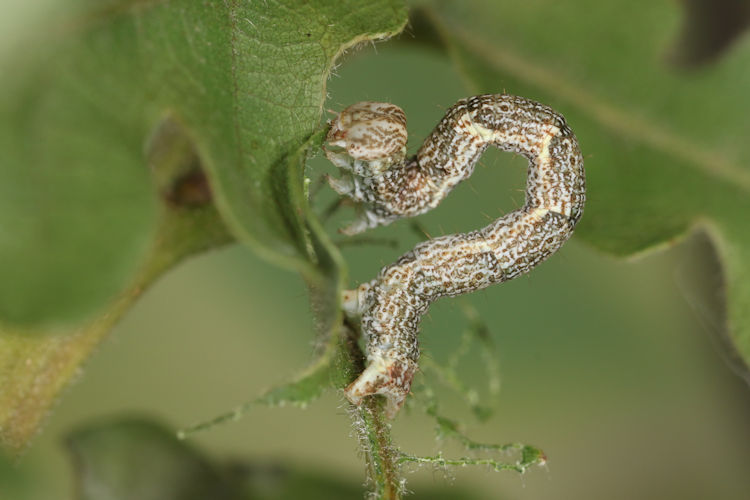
[426,10,750,194]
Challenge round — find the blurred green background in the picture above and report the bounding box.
[4,1,750,499]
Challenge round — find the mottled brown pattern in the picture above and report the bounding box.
[325,94,585,416]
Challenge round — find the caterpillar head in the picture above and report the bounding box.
[325,101,408,177]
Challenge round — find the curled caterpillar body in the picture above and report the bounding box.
[327,94,585,416]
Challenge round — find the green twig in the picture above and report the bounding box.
[354,399,403,500]
[341,320,403,500]
[398,449,544,473]
[407,387,546,475]
[177,402,252,440]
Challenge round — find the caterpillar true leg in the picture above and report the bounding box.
[326,94,585,416]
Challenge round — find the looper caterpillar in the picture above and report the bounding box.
[325,94,585,416]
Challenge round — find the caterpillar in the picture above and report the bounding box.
[325,94,585,416]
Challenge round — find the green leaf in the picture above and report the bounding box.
[0,0,407,452]
[417,0,750,369]
[213,1,409,271]
[0,0,407,325]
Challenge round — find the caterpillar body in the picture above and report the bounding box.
[325,94,585,416]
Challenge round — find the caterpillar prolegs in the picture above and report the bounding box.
[325,94,585,416]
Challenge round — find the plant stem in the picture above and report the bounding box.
[359,397,401,500]
[342,320,402,499]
